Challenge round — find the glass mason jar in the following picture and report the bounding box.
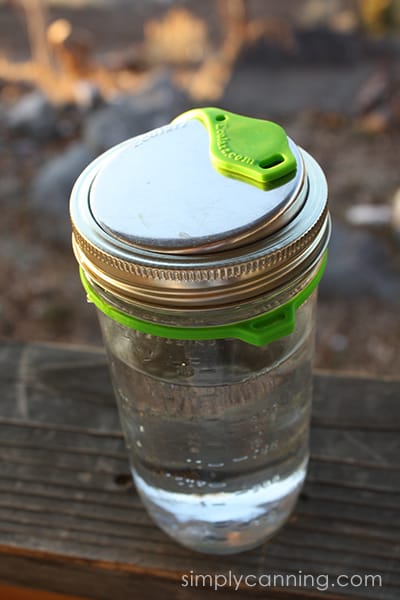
[70,108,330,554]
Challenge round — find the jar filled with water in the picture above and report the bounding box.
[70,107,330,554]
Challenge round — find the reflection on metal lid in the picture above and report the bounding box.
[89,120,305,255]
[70,113,329,309]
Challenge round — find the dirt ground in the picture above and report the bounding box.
[0,1,399,377]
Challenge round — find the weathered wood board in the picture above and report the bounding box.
[0,343,399,599]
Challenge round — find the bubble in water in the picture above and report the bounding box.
[232,455,248,463]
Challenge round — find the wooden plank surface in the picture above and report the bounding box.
[0,342,399,600]
[0,583,88,600]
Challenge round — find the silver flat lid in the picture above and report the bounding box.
[89,119,305,255]
[71,110,330,308]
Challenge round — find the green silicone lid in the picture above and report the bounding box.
[172,107,297,190]
[80,254,327,347]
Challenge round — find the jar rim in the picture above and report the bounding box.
[70,123,330,309]
[81,253,327,347]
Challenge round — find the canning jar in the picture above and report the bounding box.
[70,107,330,554]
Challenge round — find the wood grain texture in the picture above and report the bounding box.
[0,342,399,599]
[0,583,89,600]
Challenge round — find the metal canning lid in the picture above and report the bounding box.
[70,107,330,309]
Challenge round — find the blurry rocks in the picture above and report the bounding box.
[354,65,400,132]
[391,188,400,241]
[32,142,95,243]
[30,71,187,244]
[0,174,22,206]
[320,220,400,302]
[354,68,390,115]
[295,28,362,64]
[84,71,187,153]
[345,203,391,226]
[6,90,57,140]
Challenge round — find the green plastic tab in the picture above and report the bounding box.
[172,107,297,190]
[80,254,327,347]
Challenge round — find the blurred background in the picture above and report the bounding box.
[0,0,399,375]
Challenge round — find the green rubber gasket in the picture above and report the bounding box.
[80,254,327,347]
